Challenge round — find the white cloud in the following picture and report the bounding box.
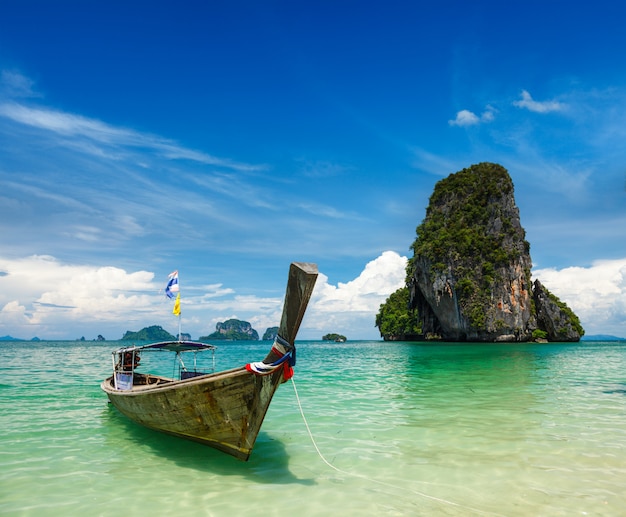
[303,251,408,338]
[410,148,461,177]
[449,109,480,126]
[0,255,159,339]
[295,202,358,220]
[0,70,40,98]
[0,101,262,172]
[533,258,626,338]
[0,251,409,341]
[449,107,496,127]
[201,251,409,340]
[513,90,565,113]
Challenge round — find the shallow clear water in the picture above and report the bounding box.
[1,340,625,516]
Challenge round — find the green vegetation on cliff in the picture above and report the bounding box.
[548,291,584,337]
[534,281,585,339]
[375,287,421,340]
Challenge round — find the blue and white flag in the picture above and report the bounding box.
[165,270,179,299]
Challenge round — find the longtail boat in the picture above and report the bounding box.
[101,262,318,460]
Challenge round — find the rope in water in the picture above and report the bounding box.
[290,377,502,516]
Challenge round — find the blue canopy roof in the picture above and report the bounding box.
[115,341,217,353]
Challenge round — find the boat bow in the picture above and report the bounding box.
[102,262,318,460]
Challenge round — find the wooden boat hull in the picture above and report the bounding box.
[102,365,287,461]
[101,262,318,461]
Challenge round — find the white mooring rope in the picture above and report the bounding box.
[290,378,503,516]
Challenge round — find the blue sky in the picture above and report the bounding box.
[1,1,625,340]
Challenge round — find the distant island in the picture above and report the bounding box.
[121,325,176,341]
[263,327,279,341]
[581,335,625,341]
[323,333,346,342]
[199,319,259,341]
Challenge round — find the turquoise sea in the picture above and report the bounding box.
[1,339,625,516]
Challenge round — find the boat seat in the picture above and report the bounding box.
[180,371,207,380]
[115,372,133,390]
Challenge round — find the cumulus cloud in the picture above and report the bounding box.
[450,90,566,127]
[303,251,408,338]
[186,252,409,340]
[533,258,626,337]
[0,255,159,339]
[0,251,409,341]
[513,90,565,113]
[449,107,496,126]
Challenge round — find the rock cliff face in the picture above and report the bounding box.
[533,280,582,342]
[262,327,279,341]
[407,162,582,342]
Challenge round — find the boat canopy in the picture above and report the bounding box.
[114,341,217,354]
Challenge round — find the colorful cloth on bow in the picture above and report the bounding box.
[246,347,294,379]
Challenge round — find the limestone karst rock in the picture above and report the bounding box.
[406,162,582,342]
[199,319,260,341]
